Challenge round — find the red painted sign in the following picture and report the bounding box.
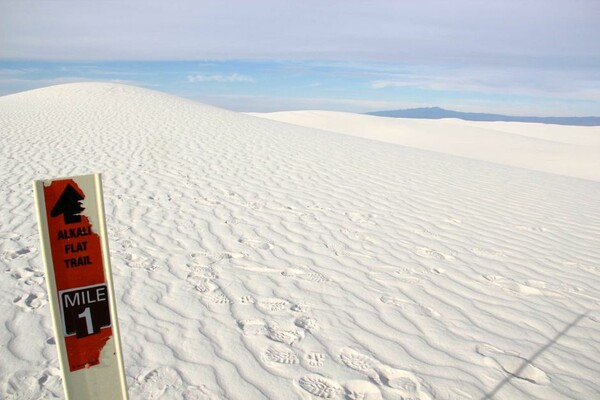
[43,179,112,372]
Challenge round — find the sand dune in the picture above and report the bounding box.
[1,83,599,399]
[250,110,600,182]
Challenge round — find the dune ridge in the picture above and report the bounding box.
[250,110,600,182]
[1,83,599,399]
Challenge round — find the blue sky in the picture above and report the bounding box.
[1,1,599,115]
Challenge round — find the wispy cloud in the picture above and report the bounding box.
[2,60,599,116]
[367,65,600,102]
[187,73,254,83]
[369,81,407,89]
[2,0,598,70]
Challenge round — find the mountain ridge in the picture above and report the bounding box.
[367,106,600,126]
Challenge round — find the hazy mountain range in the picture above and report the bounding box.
[367,107,600,126]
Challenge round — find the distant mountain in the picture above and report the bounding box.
[367,107,600,126]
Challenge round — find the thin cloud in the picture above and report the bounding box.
[187,73,254,83]
[2,0,598,70]
[367,65,600,101]
[369,81,408,89]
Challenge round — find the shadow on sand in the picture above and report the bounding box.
[481,311,589,400]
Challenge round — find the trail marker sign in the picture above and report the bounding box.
[34,174,128,400]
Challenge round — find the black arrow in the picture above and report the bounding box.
[51,184,84,224]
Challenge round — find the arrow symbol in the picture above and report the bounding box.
[51,184,84,224]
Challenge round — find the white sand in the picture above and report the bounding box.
[1,83,599,399]
[249,110,600,182]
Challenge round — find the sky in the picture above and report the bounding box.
[1,0,599,115]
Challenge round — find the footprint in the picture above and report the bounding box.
[4,369,61,400]
[298,375,343,398]
[193,280,218,294]
[524,280,548,289]
[480,275,545,296]
[299,212,319,225]
[243,201,264,210]
[186,262,215,272]
[267,326,304,345]
[191,251,246,265]
[238,237,274,251]
[11,267,44,286]
[471,247,505,259]
[239,296,255,305]
[1,247,33,260]
[37,370,61,393]
[24,275,44,287]
[339,228,373,242]
[324,242,348,257]
[291,303,312,313]
[476,344,549,385]
[13,292,46,311]
[390,266,443,277]
[325,242,372,258]
[193,268,218,280]
[257,298,289,313]
[295,316,319,333]
[237,319,267,336]
[343,380,382,400]
[481,275,501,283]
[412,228,440,239]
[180,384,219,400]
[283,269,330,283]
[414,246,453,260]
[339,348,377,373]
[222,251,247,260]
[306,352,326,367]
[374,366,432,400]
[300,271,331,283]
[202,290,232,305]
[379,295,440,318]
[263,346,300,365]
[136,366,182,392]
[16,247,32,256]
[345,212,376,225]
[186,271,218,293]
[0,232,22,241]
[337,348,433,399]
[519,283,560,297]
[379,295,407,307]
[408,304,440,318]
[130,366,216,399]
[125,253,157,271]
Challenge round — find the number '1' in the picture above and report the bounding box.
[78,307,93,335]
